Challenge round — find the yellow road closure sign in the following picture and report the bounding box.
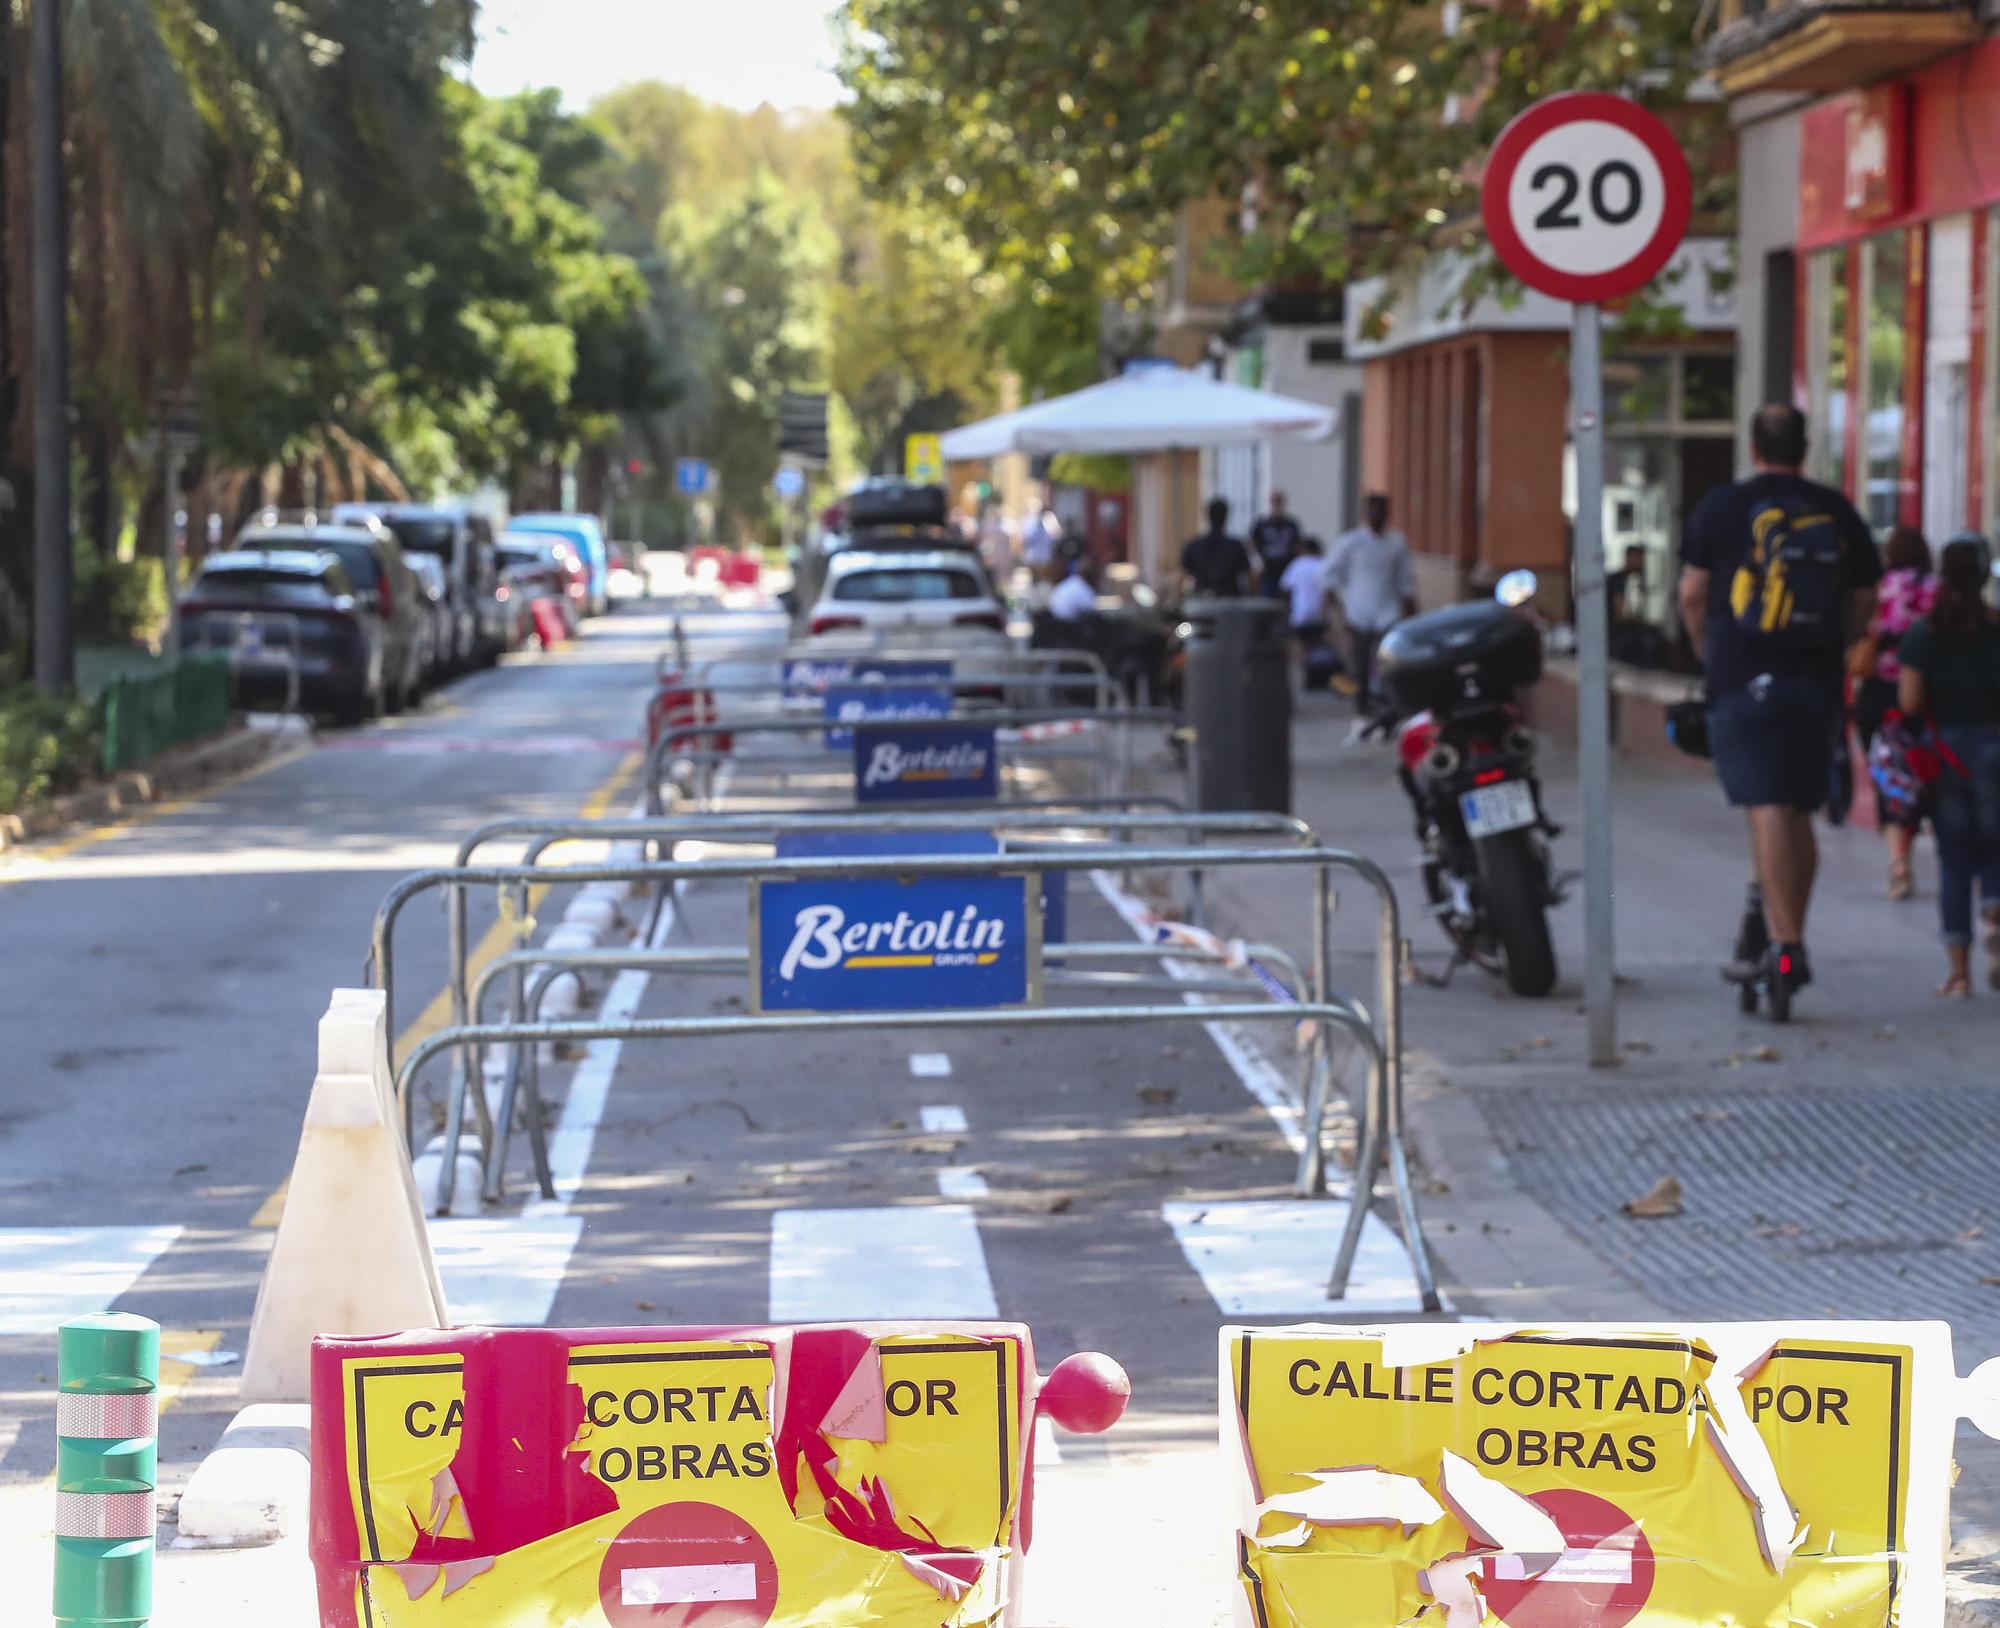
[1225,1325,1921,1628]
[905,434,944,485]
[333,1333,1023,1628]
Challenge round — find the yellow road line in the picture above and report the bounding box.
[253,749,642,1228]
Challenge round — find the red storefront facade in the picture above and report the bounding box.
[1789,34,2000,544]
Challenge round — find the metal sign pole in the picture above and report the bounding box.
[1570,302,1616,1065]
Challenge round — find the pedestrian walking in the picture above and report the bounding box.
[1326,493,1417,710]
[1180,498,1253,598]
[1279,536,1330,659]
[1250,491,1304,600]
[1852,525,1937,899]
[1677,402,1882,1004]
[1896,534,2000,997]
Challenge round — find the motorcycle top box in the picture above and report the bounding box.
[1376,599,1543,713]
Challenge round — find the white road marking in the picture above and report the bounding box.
[769,1206,999,1321]
[937,1168,990,1199]
[919,1104,969,1134]
[429,1214,586,1326]
[622,1563,758,1605]
[0,1226,182,1335]
[1162,1200,1444,1316]
[1088,872,1308,1153]
[909,1052,953,1077]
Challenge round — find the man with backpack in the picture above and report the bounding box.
[1678,402,1882,1003]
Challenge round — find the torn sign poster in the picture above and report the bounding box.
[310,1323,1042,1628]
[1222,1321,1986,1628]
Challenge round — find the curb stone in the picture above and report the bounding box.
[0,720,304,853]
[177,1403,311,1546]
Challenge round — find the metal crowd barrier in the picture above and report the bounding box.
[662,633,1117,694]
[464,935,1317,1207]
[377,838,1431,1308]
[645,707,1179,817]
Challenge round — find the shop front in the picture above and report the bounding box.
[1794,37,2000,544]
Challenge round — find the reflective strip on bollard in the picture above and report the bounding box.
[56,1394,158,1440]
[55,1491,157,1541]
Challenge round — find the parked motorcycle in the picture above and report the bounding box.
[1374,570,1564,997]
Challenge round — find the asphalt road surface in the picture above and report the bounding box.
[0,594,1427,1626]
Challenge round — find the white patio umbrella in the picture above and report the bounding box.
[940,366,1335,460]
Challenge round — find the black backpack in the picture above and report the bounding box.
[1728,493,1849,650]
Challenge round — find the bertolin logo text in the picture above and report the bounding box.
[834,697,947,723]
[779,904,1006,979]
[862,740,990,790]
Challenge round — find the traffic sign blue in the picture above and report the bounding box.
[773,465,806,499]
[674,458,709,496]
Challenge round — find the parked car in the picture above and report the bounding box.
[178,550,386,724]
[805,550,1011,651]
[239,522,429,712]
[331,502,509,667]
[792,480,970,624]
[509,512,609,616]
[495,535,577,641]
[404,552,457,684]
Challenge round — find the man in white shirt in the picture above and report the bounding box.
[1048,556,1097,621]
[1326,493,1418,710]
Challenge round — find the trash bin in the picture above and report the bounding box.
[1182,597,1292,813]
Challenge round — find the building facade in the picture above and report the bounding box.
[1343,245,1738,635]
[1710,1,2000,544]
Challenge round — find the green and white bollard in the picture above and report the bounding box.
[54,1313,158,1628]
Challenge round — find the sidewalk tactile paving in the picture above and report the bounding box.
[1470,1081,2000,1358]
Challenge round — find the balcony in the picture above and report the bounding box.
[1703,0,1982,96]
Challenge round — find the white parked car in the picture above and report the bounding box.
[805,550,1011,650]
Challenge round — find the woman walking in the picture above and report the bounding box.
[1857,526,1935,898]
[1897,536,2000,997]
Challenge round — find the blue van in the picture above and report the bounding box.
[509,512,608,616]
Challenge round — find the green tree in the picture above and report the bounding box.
[838,0,1725,308]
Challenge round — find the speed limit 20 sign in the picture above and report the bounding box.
[1480,92,1691,305]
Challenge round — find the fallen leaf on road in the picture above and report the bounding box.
[1623,1040,1655,1054]
[1749,1044,1783,1063]
[1623,1175,1683,1219]
[634,1300,656,1312]
[1693,1106,1735,1123]
[1754,1222,1803,1238]
[1526,1036,1552,1049]
[1045,1193,1074,1214]
[1138,1085,1177,1105]
[1980,1276,2000,1288]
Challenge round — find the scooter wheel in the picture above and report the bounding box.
[1766,973,1792,1024]
[1738,980,1759,1015]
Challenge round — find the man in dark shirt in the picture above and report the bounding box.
[1678,402,1881,998]
[1249,491,1304,599]
[1180,498,1253,597]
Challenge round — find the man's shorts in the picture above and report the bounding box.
[1708,674,1838,812]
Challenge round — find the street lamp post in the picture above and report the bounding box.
[31,0,73,693]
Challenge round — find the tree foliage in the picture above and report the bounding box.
[838,0,1726,319]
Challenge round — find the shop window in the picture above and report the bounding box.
[1683,354,1736,426]
[1989,211,2000,541]
[1863,231,1911,533]
[1606,356,1673,426]
[1808,247,1852,494]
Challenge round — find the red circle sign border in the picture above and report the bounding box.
[1480,92,1693,306]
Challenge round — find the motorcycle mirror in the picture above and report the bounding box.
[1495,569,1539,609]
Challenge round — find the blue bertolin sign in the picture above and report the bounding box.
[853,723,998,804]
[784,657,955,698]
[822,684,953,748]
[752,872,1040,1012]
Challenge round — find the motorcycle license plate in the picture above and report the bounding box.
[237,625,263,656]
[1460,779,1536,838]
